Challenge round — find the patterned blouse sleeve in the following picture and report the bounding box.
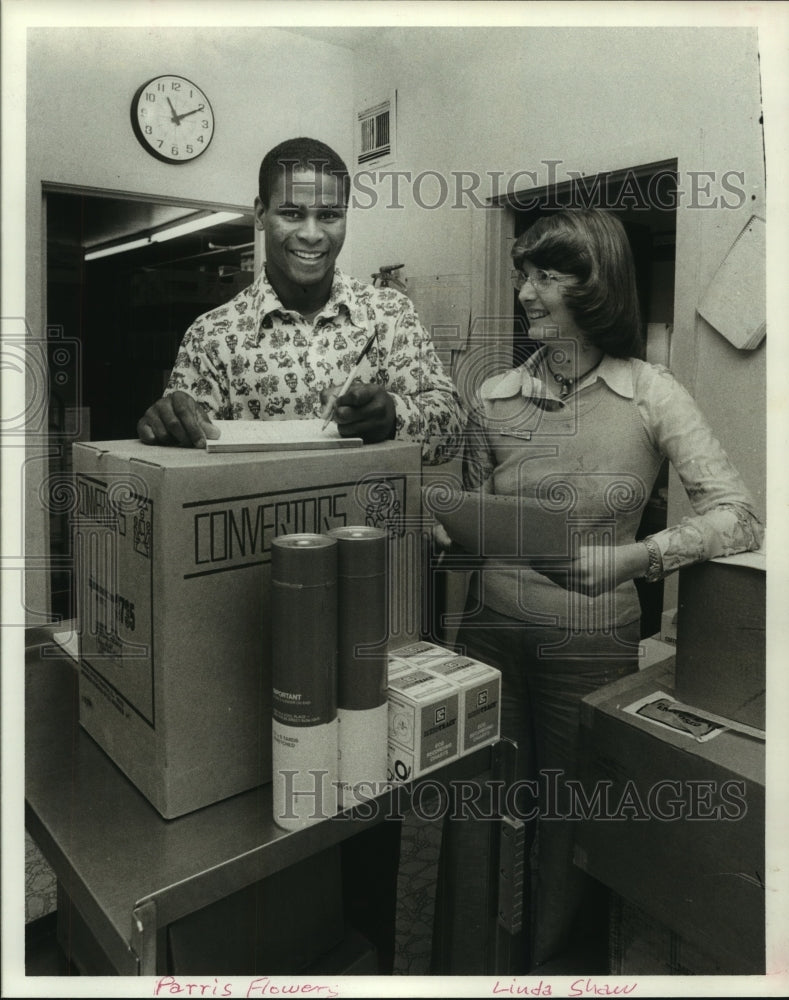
[636,363,764,577]
[164,317,231,419]
[386,295,467,465]
[460,401,497,493]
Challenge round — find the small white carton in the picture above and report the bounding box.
[387,667,459,781]
[660,608,678,646]
[422,655,501,753]
[387,639,458,670]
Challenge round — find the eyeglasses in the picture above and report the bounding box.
[511,268,573,292]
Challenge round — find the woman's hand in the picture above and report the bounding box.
[532,541,651,597]
[432,522,454,552]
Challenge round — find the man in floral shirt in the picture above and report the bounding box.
[137,137,465,465]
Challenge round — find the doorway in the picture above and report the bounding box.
[45,187,256,619]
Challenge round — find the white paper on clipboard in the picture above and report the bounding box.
[204,419,363,453]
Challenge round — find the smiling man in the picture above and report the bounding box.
[137,136,465,464]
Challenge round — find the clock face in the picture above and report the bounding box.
[131,75,215,163]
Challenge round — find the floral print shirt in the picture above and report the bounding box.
[165,267,465,465]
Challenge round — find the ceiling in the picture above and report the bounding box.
[277,26,376,50]
[47,190,255,272]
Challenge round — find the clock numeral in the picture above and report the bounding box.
[157,140,164,148]
[186,145,194,154]
[171,146,179,157]
[156,82,166,91]
[146,92,156,102]
[197,135,204,144]
[171,81,181,91]
[144,125,152,135]
[201,120,209,128]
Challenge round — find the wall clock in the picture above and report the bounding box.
[131,74,215,163]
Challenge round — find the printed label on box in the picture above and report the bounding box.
[387,668,459,777]
[388,640,457,670]
[184,476,407,576]
[387,742,416,783]
[624,690,726,743]
[76,474,154,723]
[418,697,459,771]
[423,655,501,751]
[462,680,499,751]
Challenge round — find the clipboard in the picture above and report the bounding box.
[423,487,593,559]
[205,419,363,453]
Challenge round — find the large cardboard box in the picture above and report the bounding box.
[674,551,766,730]
[575,662,765,974]
[72,439,422,818]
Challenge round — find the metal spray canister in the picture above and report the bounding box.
[271,533,338,830]
[327,525,389,809]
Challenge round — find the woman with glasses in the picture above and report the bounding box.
[433,207,763,974]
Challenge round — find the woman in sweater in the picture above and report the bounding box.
[437,207,763,973]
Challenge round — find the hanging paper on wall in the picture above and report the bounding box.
[407,275,471,351]
[697,215,766,351]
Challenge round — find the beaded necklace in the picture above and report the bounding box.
[547,352,604,398]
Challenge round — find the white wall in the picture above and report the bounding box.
[27,26,355,207]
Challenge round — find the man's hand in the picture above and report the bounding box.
[137,391,220,448]
[320,382,396,444]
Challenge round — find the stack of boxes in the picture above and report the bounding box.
[386,641,502,783]
[575,551,766,974]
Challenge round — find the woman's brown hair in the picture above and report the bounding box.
[512,208,643,358]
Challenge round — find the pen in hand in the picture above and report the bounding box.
[320,329,379,431]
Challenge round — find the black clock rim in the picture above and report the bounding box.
[130,74,214,164]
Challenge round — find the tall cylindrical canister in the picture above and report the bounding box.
[327,526,389,809]
[271,533,338,830]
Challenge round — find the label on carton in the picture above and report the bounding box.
[425,655,501,751]
[387,668,459,775]
[75,473,155,723]
[184,477,407,576]
[387,640,458,670]
[418,696,459,769]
